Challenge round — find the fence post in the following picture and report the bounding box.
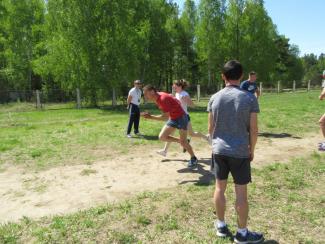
[259,82,263,96]
[197,84,200,102]
[307,80,311,92]
[36,90,41,109]
[293,80,296,92]
[112,88,117,106]
[277,81,281,93]
[76,88,81,109]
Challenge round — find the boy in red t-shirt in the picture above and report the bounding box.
[141,85,198,167]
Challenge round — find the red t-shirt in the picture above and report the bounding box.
[156,92,185,120]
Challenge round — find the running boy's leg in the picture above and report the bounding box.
[158,125,178,143]
[178,129,195,157]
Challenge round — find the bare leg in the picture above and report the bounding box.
[158,125,179,143]
[214,180,227,221]
[319,114,325,138]
[235,184,249,229]
[187,122,208,140]
[178,129,195,157]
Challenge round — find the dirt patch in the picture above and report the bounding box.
[0,133,322,223]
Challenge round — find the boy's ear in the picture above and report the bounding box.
[221,74,226,81]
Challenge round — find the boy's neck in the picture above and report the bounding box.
[225,80,240,86]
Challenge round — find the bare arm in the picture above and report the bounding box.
[141,112,169,121]
[127,95,132,105]
[256,88,261,98]
[249,112,258,161]
[183,96,194,108]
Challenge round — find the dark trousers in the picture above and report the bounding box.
[126,103,140,134]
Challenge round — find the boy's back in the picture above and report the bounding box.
[208,86,259,158]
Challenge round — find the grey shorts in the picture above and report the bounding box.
[166,114,188,130]
[211,154,251,185]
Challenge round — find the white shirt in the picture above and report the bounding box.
[128,87,142,106]
[176,90,189,114]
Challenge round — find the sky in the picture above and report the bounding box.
[173,0,325,57]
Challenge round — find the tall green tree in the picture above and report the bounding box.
[196,0,226,89]
[4,0,45,91]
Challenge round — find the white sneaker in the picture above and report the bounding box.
[156,150,167,157]
[126,134,132,138]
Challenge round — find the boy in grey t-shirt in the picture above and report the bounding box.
[208,60,263,243]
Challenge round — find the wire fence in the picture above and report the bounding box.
[0,80,323,112]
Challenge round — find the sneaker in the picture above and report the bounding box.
[126,134,132,138]
[183,138,191,153]
[135,132,143,137]
[156,150,167,157]
[318,142,325,151]
[188,156,198,168]
[213,221,231,237]
[234,230,264,244]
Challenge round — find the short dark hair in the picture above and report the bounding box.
[222,60,243,80]
[249,71,256,75]
[143,84,157,92]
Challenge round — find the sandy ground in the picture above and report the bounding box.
[0,133,322,223]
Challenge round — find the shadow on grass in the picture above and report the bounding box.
[258,132,301,139]
[130,135,158,141]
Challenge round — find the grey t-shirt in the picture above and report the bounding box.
[207,86,260,158]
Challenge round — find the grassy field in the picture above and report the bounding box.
[0,91,324,243]
[0,151,324,243]
[0,91,324,171]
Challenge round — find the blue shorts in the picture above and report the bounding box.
[166,114,188,130]
[186,114,191,122]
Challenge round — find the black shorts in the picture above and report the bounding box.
[211,154,251,185]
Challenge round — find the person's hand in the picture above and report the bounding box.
[250,151,255,162]
[248,146,254,161]
[319,94,325,100]
[140,111,151,119]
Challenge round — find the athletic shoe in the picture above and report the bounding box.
[234,230,264,244]
[126,134,132,138]
[213,221,231,237]
[318,142,325,151]
[188,156,198,168]
[156,150,167,157]
[183,138,191,153]
[135,132,143,137]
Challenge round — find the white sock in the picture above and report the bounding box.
[216,219,226,228]
[237,228,248,236]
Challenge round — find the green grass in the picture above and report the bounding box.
[0,153,324,243]
[0,91,324,243]
[0,91,323,171]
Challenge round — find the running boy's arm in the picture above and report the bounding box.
[142,112,169,121]
[249,112,258,161]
